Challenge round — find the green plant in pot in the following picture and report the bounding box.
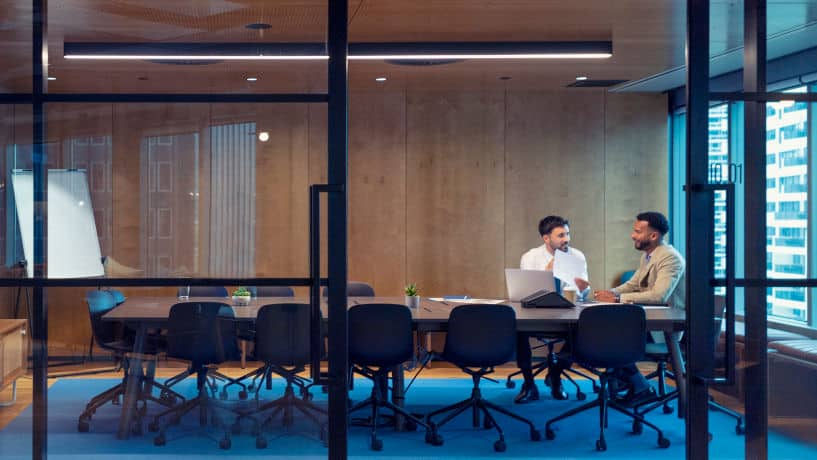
[232,286,252,306]
[404,283,420,308]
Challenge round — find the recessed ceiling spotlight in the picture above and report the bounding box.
[245,23,272,30]
[575,76,589,81]
[246,76,258,82]
[258,132,270,142]
[375,77,387,82]
[47,76,56,81]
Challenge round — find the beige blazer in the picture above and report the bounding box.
[613,243,686,309]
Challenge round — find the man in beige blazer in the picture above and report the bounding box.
[595,211,686,405]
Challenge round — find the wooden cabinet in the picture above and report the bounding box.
[1,319,27,392]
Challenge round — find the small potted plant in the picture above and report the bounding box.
[404,283,420,309]
[232,286,252,306]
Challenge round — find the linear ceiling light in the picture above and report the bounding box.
[63,42,612,61]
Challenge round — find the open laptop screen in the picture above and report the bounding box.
[505,269,557,301]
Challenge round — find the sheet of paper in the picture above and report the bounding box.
[553,249,585,288]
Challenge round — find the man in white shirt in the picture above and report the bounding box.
[515,215,590,403]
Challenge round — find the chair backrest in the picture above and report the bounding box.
[619,270,636,285]
[443,304,516,367]
[573,304,646,369]
[348,303,412,367]
[254,303,311,366]
[165,301,235,365]
[86,290,119,345]
[322,281,375,297]
[180,286,228,297]
[250,286,295,297]
[108,289,127,305]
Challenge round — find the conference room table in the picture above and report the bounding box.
[103,296,686,439]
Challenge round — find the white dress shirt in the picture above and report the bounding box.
[520,244,590,299]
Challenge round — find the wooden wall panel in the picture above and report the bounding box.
[252,104,311,278]
[348,91,407,296]
[406,91,506,298]
[603,93,669,288]
[505,91,607,291]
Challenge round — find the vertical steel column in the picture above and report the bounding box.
[685,0,714,458]
[326,1,349,459]
[743,0,768,457]
[31,1,48,459]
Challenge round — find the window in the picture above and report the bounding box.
[709,104,729,289]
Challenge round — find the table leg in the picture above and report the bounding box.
[665,330,686,419]
[391,364,406,431]
[117,325,146,439]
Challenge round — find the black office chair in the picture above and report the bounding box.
[180,286,229,297]
[544,304,670,451]
[635,296,745,435]
[239,303,327,449]
[249,286,296,297]
[426,304,540,452]
[348,303,433,451]
[78,291,180,434]
[87,288,128,361]
[322,281,375,297]
[149,301,240,449]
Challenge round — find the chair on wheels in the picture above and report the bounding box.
[544,304,670,451]
[348,303,433,451]
[322,281,375,297]
[78,290,181,434]
[250,286,296,297]
[149,301,240,449]
[636,296,745,435]
[239,303,327,449]
[87,289,128,362]
[426,304,541,452]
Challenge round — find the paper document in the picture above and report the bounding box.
[429,297,505,304]
[553,250,586,288]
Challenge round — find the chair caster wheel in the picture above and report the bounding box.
[238,391,248,400]
[736,424,745,435]
[595,439,607,451]
[545,428,555,440]
[494,440,506,452]
[405,420,418,431]
[658,436,670,448]
[426,432,444,446]
[371,438,383,451]
[663,404,674,414]
[77,419,90,432]
[219,391,228,401]
[148,421,159,432]
[530,429,542,441]
[219,437,231,450]
[506,379,516,389]
[154,435,166,446]
[632,420,643,435]
[576,391,587,401]
[256,436,267,449]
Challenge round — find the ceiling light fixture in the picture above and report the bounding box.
[575,76,588,80]
[258,132,270,142]
[64,41,612,61]
[375,77,387,82]
[246,76,258,81]
[47,76,56,80]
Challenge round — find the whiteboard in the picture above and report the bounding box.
[10,169,105,278]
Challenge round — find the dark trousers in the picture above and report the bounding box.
[515,332,572,381]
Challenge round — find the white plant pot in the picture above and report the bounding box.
[232,295,252,306]
[405,295,420,309]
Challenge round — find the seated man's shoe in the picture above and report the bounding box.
[514,381,540,404]
[616,387,657,407]
[546,370,568,400]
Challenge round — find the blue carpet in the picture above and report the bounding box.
[0,377,814,459]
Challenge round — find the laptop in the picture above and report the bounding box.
[504,268,557,302]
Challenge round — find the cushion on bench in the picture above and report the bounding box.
[768,339,817,364]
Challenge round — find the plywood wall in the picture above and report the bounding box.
[0,90,668,351]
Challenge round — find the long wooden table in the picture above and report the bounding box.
[103,296,686,439]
